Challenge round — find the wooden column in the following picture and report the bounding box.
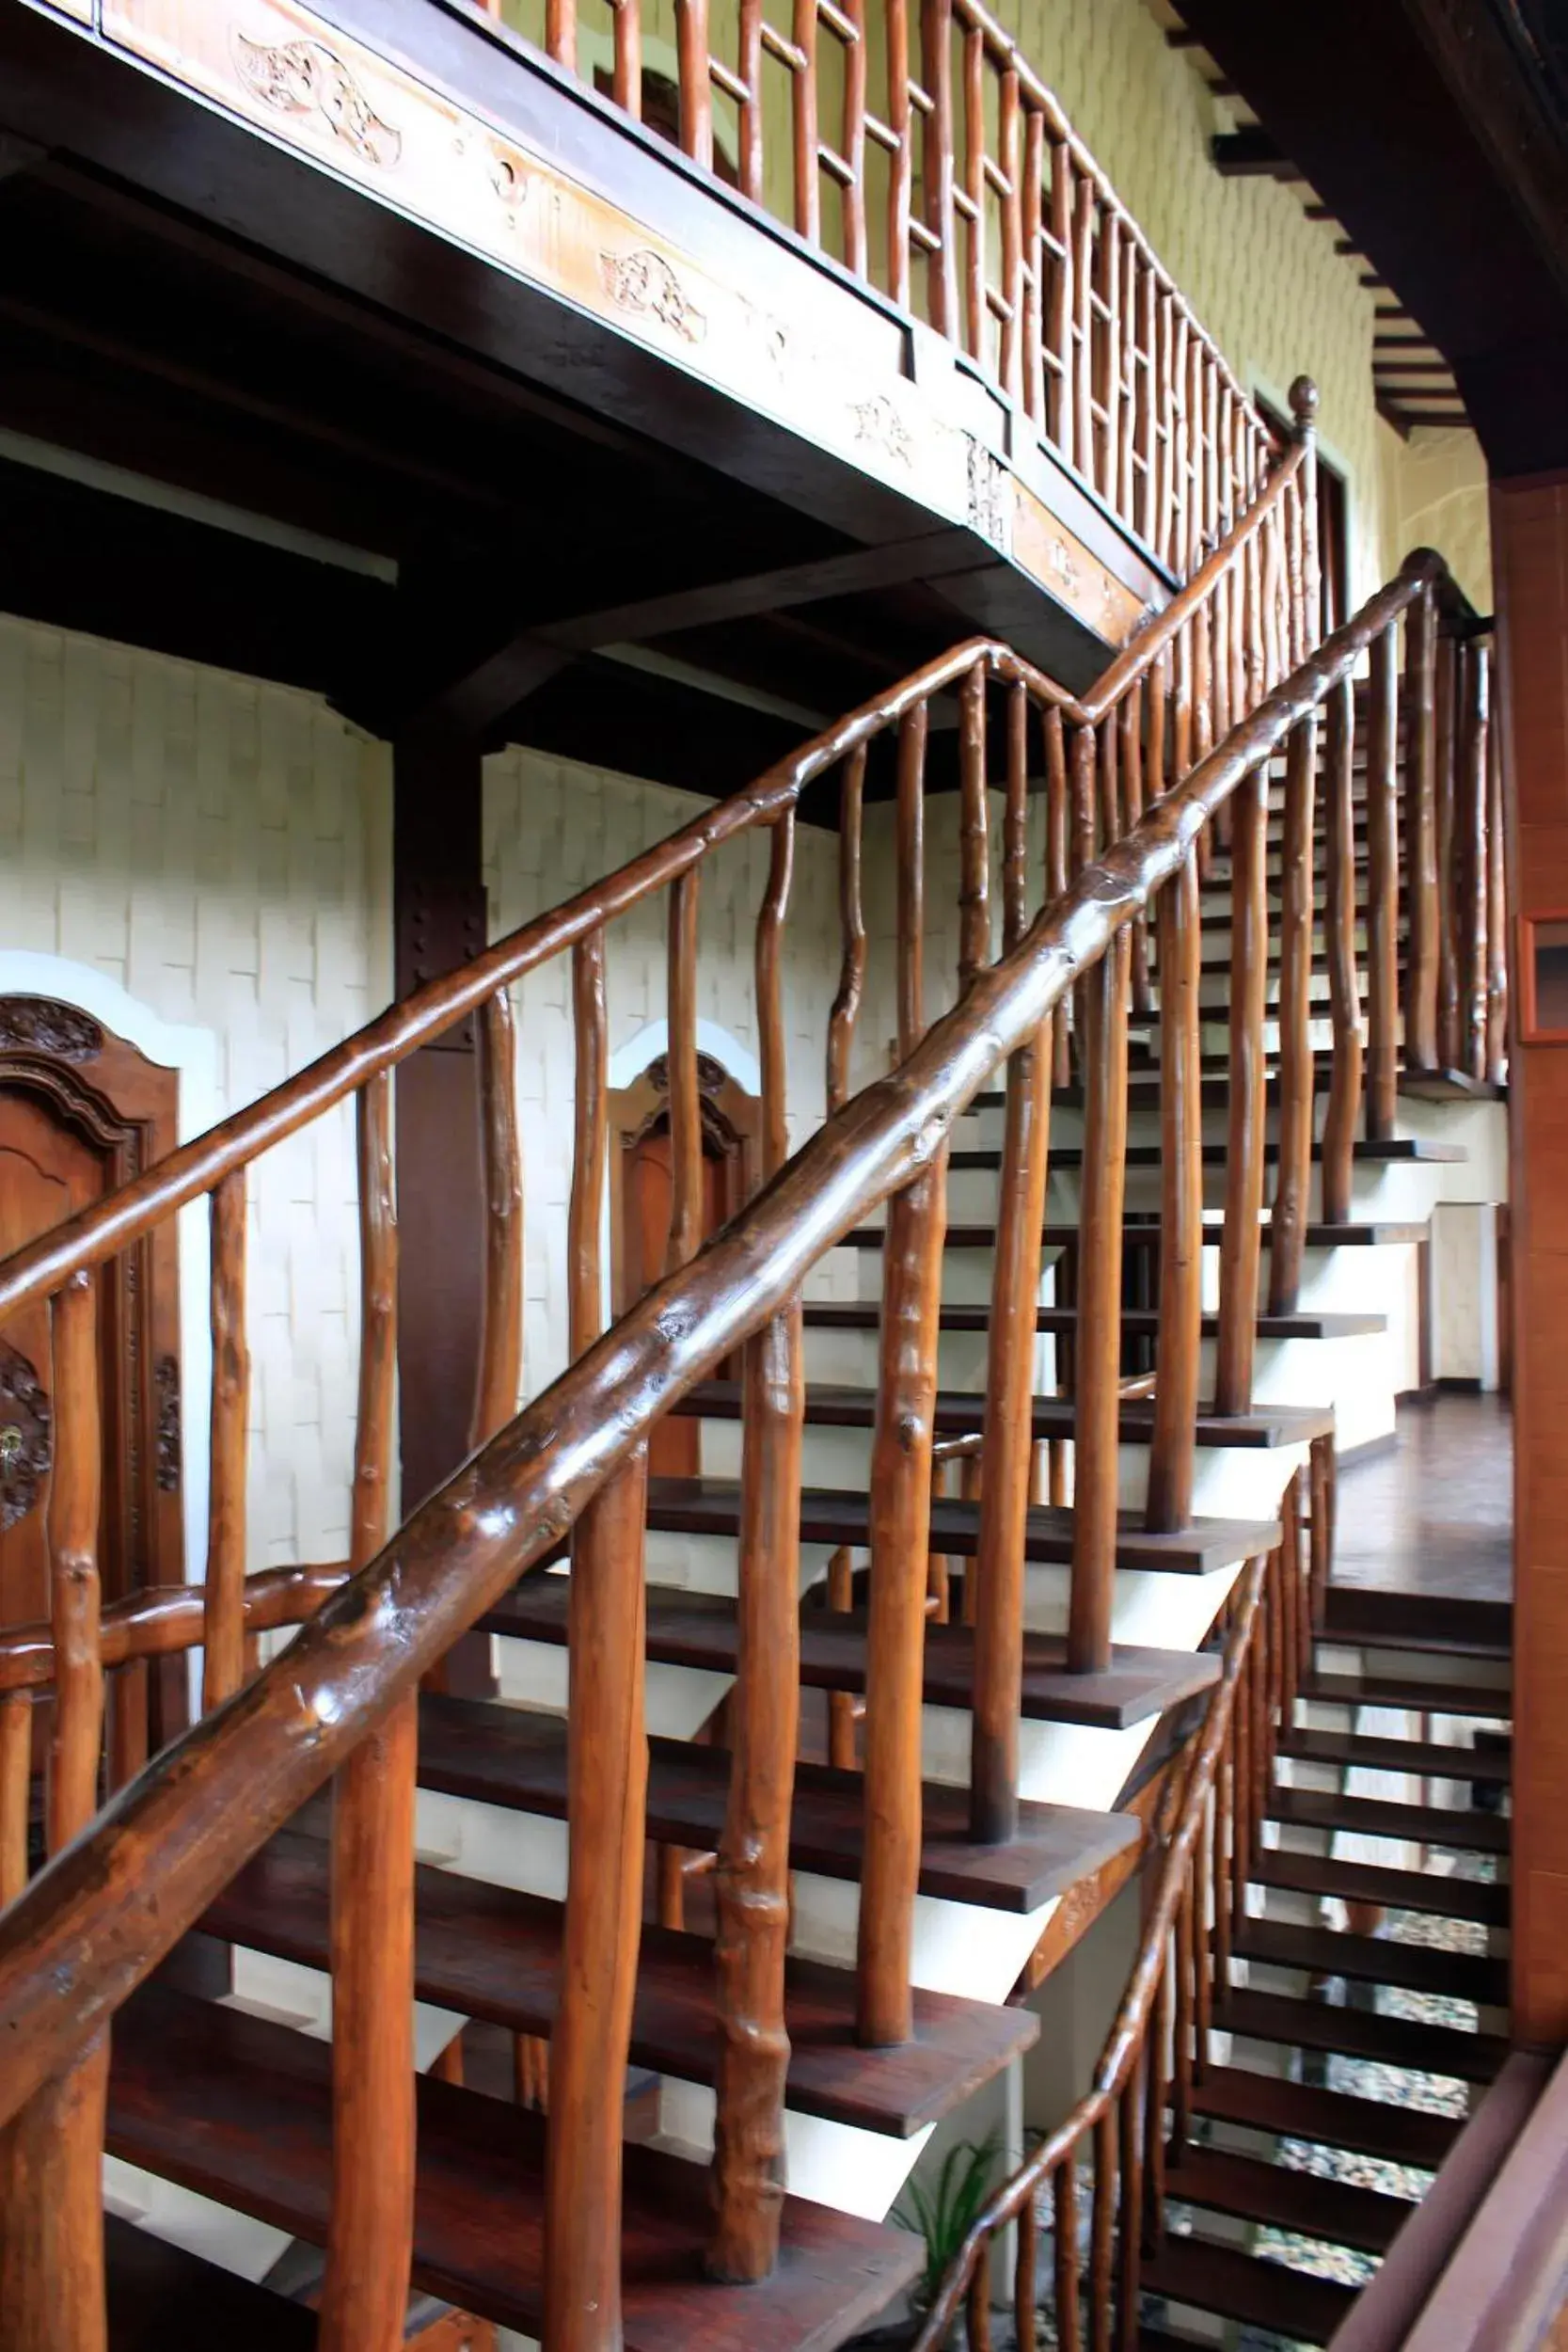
[1494,476,1568,2042]
[392,732,493,1693]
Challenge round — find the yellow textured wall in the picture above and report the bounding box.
[1383,426,1494,611]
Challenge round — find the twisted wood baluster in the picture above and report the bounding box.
[546,0,578,69]
[922,0,956,341]
[1055,2159,1082,2349]
[1089,2107,1116,2352]
[885,0,912,309]
[546,928,651,2352]
[1214,760,1268,1414]
[711,816,802,2280]
[1116,2054,1145,2352]
[737,0,763,201]
[1270,713,1319,1314]
[827,746,868,1115]
[1404,584,1440,1073]
[321,1070,414,2352]
[972,688,1050,1838]
[1069,928,1131,1675]
[203,1168,249,1711]
[472,989,523,1449]
[1045,707,1071,1089]
[1147,854,1201,1532]
[678,0,713,170]
[1321,677,1364,1226]
[1365,623,1401,1139]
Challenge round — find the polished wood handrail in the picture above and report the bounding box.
[0,546,1447,2133]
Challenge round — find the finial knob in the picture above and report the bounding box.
[1289,375,1320,439]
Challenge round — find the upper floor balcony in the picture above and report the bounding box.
[0,0,1296,707]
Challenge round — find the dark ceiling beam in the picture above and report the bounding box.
[0,131,43,182]
[395,529,990,743]
[1211,127,1302,179]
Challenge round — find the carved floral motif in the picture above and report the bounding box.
[233,34,403,168]
[0,996,103,1062]
[0,1343,50,1534]
[154,1356,182,1495]
[598,248,707,344]
[966,442,1011,549]
[645,1050,730,1098]
[849,394,913,469]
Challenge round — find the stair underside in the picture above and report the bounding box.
[109,1985,921,2352]
[201,1828,1036,2137]
[1280,1724,1512,1781]
[1188,2061,1460,2168]
[1253,1845,1509,1925]
[676,1381,1335,1451]
[802,1303,1386,1341]
[486,1572,1224,1726]
[1215,1986,1506,2082]
[1268,1785,1511,1855]
[1303,1666,1512,1715]
[1163,2141,1414,2254]
[1232,1915,1510,2005]
[1141,2232,1355,2344]
[104,2213,316,2350]
[612,1474,1278,1579]
[416,1695,1140,1912]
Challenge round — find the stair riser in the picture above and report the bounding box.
[798,1321,1383,1404]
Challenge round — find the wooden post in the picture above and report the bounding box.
[1321,678,1364,1226]
[1069,930,1131,1675]
[471,989,524,1449]
[1403,585,1440,1073]
[1215,768,1268,1413]
[203,1169,248,1713]
[47,1272,104,1852]
[1147,856,1201,1532]
[1458,641,1493,1084]
[1269,714,1318,1313]
[1365,624,1401,1138]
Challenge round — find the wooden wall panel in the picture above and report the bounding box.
[1493,473,1568,2042]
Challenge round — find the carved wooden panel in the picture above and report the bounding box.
[0,1343,50,1534]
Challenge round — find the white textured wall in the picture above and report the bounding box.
[483,747,844,1395]
[0,612,392,1575]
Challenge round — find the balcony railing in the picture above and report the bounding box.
[470,0,1275,566]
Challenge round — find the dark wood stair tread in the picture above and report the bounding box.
[417,1695,1139,1913]
[1141,2233,1355,2344]
[109,1985,920,2351]
[485,1573,1224,1725]
[1189,2062,1460,2168]
[1163,2141,1414,2253]
[1215,1986,1506,2082]
[677,1380,1335,1450]
[1320,1586,1512,1655]
[201,1829,1035,2138]
[1252,1846,1509,1925]
[844,1220,1427,1251]
[952,1136,1465,1170]
[1303,1666,1511,1716]
[1231,1915,1510,2006]
[626,1473,1276,1579]
[802,1302,1386,1341]
[1279,1724,1512,1782]
[1268,1785,1510,1855]
[105,2214,318,2350]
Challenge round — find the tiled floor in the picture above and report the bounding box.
[1332,1392,1513,1604]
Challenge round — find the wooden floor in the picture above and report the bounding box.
[1333,1393,1513,1603]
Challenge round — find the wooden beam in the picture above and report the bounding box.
[401,530,989,740]
[1211,127,1302,179]
[0,134,45,183]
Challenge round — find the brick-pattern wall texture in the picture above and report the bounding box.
[0,612,391,1574]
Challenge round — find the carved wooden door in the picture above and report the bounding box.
[621,1128,728,1477]
[0,1001,184,1726]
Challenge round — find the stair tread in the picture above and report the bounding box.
[1215,1986,1506,2081]
[417,1695,1140,1913]
[802,1303,1387,1341]
[1253,1846,1509,1924]
[677,1380,1336,1450]
[1321,1587,1512,1654]
[202,1828,1035,2138]
[1268,1785,1510,1855]
[1232,1915,1510,2005]
[634,1473,1277,1578]
[1280,1724,1512,1781]
[109,1984,920,2350]
[953,1137,1465,1169]
[844,1220,1428,1251]
[1190,2062,1461,2167]
[1163,2141,1414,2252]
[105,2214,318,2350]
[1141,2232,1355,2342]
[486,1573,1225,1726]
[1304,1666,1512,1716]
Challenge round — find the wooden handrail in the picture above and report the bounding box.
[0,546,1446,2138]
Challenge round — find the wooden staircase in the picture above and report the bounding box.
[0,480,1510,2350]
